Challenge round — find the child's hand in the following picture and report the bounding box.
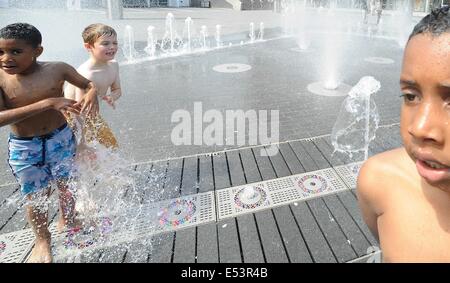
[102,95,116,110]
[47,97,81,115]
[76,91,99,117]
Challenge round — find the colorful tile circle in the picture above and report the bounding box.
[63,217,113,250]
[234,186,267,209]
[0,241,6,256]
[297,174,328,194]
[158,199,197,227]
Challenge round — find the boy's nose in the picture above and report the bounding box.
[408,103,444,145]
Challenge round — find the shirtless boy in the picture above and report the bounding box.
[65,23,121,150]
[357,7,450,262]
[0,23,99,263]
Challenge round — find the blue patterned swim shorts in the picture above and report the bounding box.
[8,124,77,196]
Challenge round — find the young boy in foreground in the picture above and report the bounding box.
[0,23,99,263]
[357,7,450,262]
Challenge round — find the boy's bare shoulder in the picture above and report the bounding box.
[357,148,417,210]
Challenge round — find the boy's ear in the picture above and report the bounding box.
[84,42,93,51]
[34,45,44,58]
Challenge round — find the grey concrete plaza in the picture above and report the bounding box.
[0,6,418,263]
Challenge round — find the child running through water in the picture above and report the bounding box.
[65,23,121,152]
[0,23,99,263]
[357,6,450,262]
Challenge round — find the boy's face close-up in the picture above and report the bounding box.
[0,38,41,75]
[88,34,118,62]
[400,32,450,188]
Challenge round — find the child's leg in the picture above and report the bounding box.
[56,179,79,232]
[26,188,52,263]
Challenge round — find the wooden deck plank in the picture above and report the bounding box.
[163,158,183,199]
[322,194,371,258]
[123,238,154,263]
[181,157,198,196]
[272,206,313,263]
[128,163,152,204]
[196,223,219,263]
[254,210,289,263]
[226,151,246,187]
[290,201,337,263]
[98,244,127,263]
[300,140,330,170]
[336,191,379,247]
[229,149,265,263]
[306,198,357,262]
[277,143,305,175]
[289,141,318,172]
[143,160,168,203]
[213,153,231,190]
[239,148,262,184]
[198,155,214,193]
[147,233,175,263]
[217,218,242,263]
[173,157,199,263]
[236,214,265,263]
[0,184,19,206]
[265,145,291,178]
[312,138,345,167]
[252,147,276,180]
[173,228,196,263]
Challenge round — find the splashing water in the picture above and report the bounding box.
[160,13,183,54]
[258,22,264,41]
[331,76,381,161]
[215,25,222,48]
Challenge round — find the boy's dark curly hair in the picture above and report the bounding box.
[409,5,450,40]
[0,23,42,48]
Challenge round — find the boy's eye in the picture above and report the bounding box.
[12,50,21,55]
[400,93,418,102]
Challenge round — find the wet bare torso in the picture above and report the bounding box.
[374,148,450,262]
[66,60,118,101]
[0,62,67,137]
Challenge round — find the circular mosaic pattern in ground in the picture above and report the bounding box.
[234,186,267,209]
[364,57,394,64]
[0,241,6,256]
[307,81,352,97]
[63,217,113,250]
[213,63,252,73]
[159,199,196,227]
[297,174,328,194]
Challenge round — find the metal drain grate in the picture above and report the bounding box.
[0,229,35,263]
[333,162,363,189]
[4,192,216,262]
[52,192,215,259]
[216,168,350,220]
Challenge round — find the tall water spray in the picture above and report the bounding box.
[331,76,381,161]
[144,26,156,57]
[161,13,182,53]
[215,25,222,48]
[183,17,194,53]
[249,22,256,43]
[200,25,208,50]
[258,22,264,41]
[123,25,137,62]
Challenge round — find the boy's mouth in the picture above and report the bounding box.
[2,65,18,72]
[416,158,450,183]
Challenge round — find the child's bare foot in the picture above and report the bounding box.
[57,214,83,233]
[27,237,52,263]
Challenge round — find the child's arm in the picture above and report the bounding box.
[103,62,121,109]
[0,88,80,128]
[357,159,383,241]
[61,63,99,116]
